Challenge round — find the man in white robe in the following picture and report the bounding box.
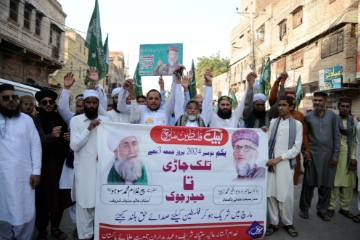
[174,70,212,127]
[107,87,139,123]
[207,72,254,128]
[265,96,302,237]
[70,89,109,239]
[117,74,180,126]
[0,84,41,240]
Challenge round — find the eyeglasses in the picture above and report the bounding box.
[234,145,256,153]
[1,95,19,101]
[41,99,55,106]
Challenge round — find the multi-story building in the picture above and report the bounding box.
[49,28,88,108]
[107,51,126,94]
[0,0,66,87]
[230,0,360,114]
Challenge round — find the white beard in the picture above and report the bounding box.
[168,59,176,67]
[234,159,256,176]
[114,156,143,183]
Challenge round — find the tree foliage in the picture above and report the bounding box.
[195,55,230,93]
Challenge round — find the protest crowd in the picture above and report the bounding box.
[1,65,360,240]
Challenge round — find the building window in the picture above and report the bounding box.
[256,24,265,42]
[279,20,287,41]
[49,27,53,44]
[35,12,43,36]
[9,0,19,22]
[23,3,32,30]
[79,67,82,79]
[292,7,303,29]
[50,24,63,59]
[321,31,344,58]
[291,50,304,69]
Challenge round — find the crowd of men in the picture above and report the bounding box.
[0,66,359,240]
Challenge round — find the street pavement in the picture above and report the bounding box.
[33,174,360,239]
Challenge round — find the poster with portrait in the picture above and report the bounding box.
[95,122,268,239]
[139,43,183,76]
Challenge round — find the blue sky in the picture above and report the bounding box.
[59,0,241,91]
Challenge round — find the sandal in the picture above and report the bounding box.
[327,209,335,218]
[36,230,48,240]
[51,228,67,240]
[317,211,330,221]
[265,224,279,236]
[339,209,354,219]
[353,214,360,223]
[299,209,308,219]
[284,225,299,237]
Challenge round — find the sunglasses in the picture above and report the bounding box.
[41,99,55,106]
[1,95,19,101]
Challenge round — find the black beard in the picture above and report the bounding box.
[37,106,57,119]
[148,105,160,112]
[112,102,120,113]
[254,109,266,118]
[0,104,20,118]
[84,106,98,120]
[217,109,232,119]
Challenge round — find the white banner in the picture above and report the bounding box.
[95,123,268,239]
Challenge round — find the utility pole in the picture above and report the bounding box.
[236,10,256,72]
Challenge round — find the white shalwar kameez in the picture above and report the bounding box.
[0,113,41,239]
[70,113,109,239]
[267,118,302,225]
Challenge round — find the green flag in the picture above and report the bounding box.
[85,0,107,81]
[189,59,197,99]
[103,34,109,78]
[259,58,271,96]
[134,62,143,97]
[295,75,303,110]
[232,89,238,109]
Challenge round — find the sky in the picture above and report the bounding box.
[58,0,241,92]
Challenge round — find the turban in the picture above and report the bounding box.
[111,87,121,97]
[253,93,266,103]
[218,96,232,104]
[168,46,178,52]
[0,84,15,93]
[107,130,138,152]
[35,89,58,102]
[231,129,259,148]
[83,90,98,99]
[313,91,328,97]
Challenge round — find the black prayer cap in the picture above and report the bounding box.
[338,97,352,104]
[313,91,328,97]
[75,94,84,100]
[0,84,15,93]
[35,89,58,102]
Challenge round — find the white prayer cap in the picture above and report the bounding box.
[253,93,266,103]
[107,130,138,152]
[111,87,121,97]
[83,90,99,99]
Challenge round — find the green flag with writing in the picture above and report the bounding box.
[189,59,197,99]
[85,0,107,81]
[134,62,143,97]
[259,58,271,96]
[295,75,303,110]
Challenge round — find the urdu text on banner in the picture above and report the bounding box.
[95,122,268,239]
